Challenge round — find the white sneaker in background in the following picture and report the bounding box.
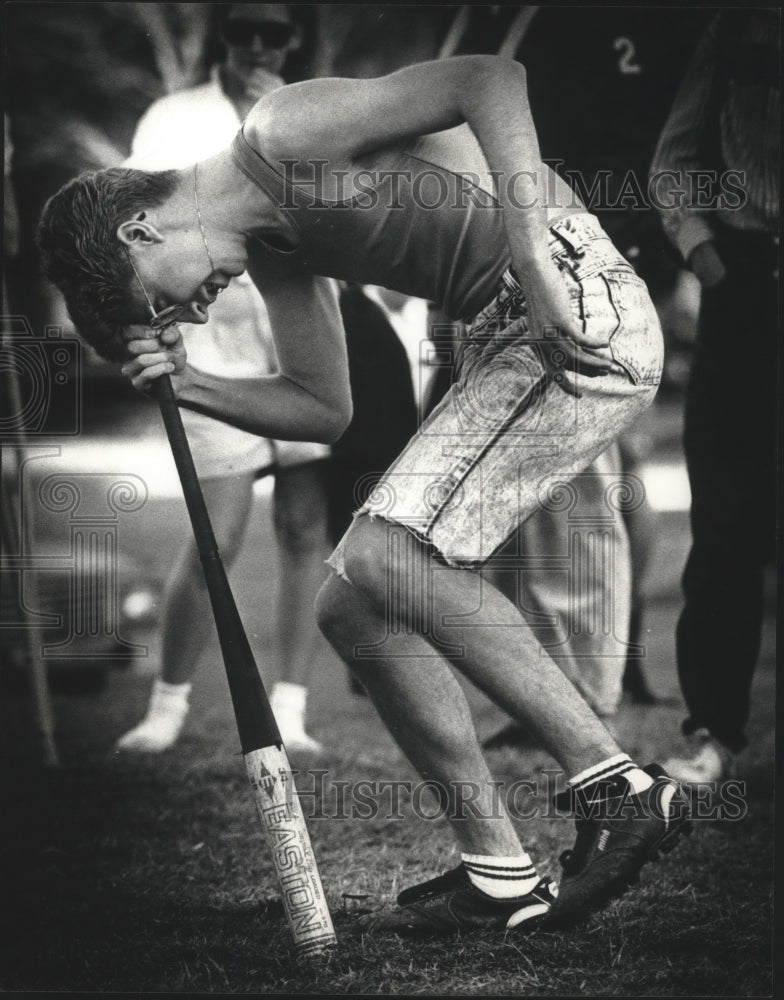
[663,728,734,783]
[115,679,192,753]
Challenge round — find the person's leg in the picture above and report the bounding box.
[669,255,777,776]
[340,514,622,776]
[317,569,560,934]
[320,515,689,933]
[116,472,255,751]
[269,460,331,752]
[317,572,526,855]
[483,445,633,751]
[616,430,662,704]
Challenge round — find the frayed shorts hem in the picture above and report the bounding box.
[325,510,488,584]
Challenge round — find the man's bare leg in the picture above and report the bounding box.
[339,514,620,776]
[316,572,524,856]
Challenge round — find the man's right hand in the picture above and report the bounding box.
[688,241,727,289]
[120,324,187,395]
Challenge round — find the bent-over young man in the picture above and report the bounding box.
[38,55,691,935]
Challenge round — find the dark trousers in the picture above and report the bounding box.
[676,227,778,753]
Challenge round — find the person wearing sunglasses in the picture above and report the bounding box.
[38,53,690,936]
[109,4,328,758]
[218,4,301,122]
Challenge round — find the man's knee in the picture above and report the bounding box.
[315,573,364,646]
[340,515,392,596]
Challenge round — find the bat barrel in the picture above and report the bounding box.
[246,745,337,955]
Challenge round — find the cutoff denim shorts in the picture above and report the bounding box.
[327,213,663,575]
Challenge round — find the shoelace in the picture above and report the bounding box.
[559,817,597,875]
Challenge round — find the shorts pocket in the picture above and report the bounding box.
[568,272,622,350]
[603,270,664,386]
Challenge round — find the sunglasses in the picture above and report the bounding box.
[221,19,295,49]
[124,248,186,332]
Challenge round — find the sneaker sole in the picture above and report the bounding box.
[546,815,693,929]
[384,904,552,938]
[360,895,554,938]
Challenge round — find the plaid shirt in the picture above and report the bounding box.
[650,10,780,262]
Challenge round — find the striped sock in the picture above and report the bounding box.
[569,753,654,798]
[461,852,539,899]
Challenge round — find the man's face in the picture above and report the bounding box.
[126,229,245,328]
[222,4,299,87]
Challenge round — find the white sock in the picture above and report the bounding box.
[271,681,307,717]
[269,682,323,754]
[569,753,654,797]
[154,679,192,704]
[461,852,539,899]
[115,679,191,752]
[270,681,307,734]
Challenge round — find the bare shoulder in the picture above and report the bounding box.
[243,79,356,165]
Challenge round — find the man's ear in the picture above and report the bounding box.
[116,212,165,247]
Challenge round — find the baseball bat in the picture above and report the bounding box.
[154,374,336,958]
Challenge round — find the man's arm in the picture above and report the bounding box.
[122,259,352,443]
[650,16,727,287]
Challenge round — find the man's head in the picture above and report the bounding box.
[38,166,239,360]
[219,4,300,87]
[37,168,180,360]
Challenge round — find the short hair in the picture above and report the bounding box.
[37,167,178,361]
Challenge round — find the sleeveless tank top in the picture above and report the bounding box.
[231,123,513,319]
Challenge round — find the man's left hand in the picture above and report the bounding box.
[520,256,612,397]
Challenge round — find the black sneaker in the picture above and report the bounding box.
[357,864,557,937]
[545,763,692,929]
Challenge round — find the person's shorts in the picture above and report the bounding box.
[181,408,330,482]
[327,213,663,575]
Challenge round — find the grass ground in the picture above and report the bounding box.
[1,493,776,996]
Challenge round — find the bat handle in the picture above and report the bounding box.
[153,374,281,751]
[154,374,216,552]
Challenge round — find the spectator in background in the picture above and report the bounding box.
[650,10,779,782]
[116,3,330,755]
[516,6,714,704]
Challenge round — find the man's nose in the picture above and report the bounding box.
[249,32,266,54]
[187,303,210,324]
